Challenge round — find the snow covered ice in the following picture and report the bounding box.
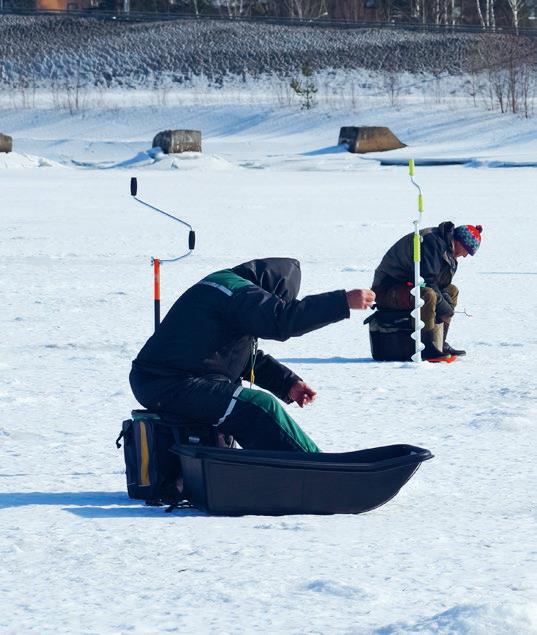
[1,101,536,634]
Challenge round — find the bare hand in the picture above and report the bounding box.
[288,380,317,408]
[346,288,376,310]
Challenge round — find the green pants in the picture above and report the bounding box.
[218,386,321,453]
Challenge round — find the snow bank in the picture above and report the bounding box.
[378,602,537,634]
[0,151,62,169]
[72,147,234,171]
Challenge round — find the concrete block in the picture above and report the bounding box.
[152,129,202,154]
[338,126,406,154]
[0,133,13,153]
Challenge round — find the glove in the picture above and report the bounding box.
[436,290,455,318]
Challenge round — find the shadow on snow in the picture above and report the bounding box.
[278,356,375,364]
[0,491,205,517]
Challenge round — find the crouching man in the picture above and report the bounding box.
[371,222,482,359]
[130,258,375,452]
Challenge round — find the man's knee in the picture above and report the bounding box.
[444,284,459,307]
[224,387,320,453]
[420,287,437,330]
[421,287,437,306]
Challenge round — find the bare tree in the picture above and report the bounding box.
[489,0,497,29]
[422,0,453,25]
[382,69,401,107]
[330,0,369,21]
[506,0,527,34]
[476,0,497,29]
[519,61,534,117]
[473,33,537,114]
[476,0,486,26]
[433,0,451,25]
[290,63,318,109]
[220,0,245,17]
[286,0,327,19]
[412,0,427,23]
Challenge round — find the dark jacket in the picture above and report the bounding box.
[372,221,458,298]
[132,258,350,403]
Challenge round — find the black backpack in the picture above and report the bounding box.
[116,410,219,505]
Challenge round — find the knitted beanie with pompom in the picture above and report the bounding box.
[454,224,483,256]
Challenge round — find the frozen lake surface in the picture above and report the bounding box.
[1,102,536,634]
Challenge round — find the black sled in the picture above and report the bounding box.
[172,444,432,516]
[117,410,432,515]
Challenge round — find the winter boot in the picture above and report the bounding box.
[158,477,185,505]
[442,323,466,357]
[421,325,451,361]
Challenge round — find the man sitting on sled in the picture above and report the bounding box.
[371,222,482,360]
[130,258,375,453]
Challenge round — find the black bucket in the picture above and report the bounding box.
[171,444,433,516]
[364,309,415,361]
